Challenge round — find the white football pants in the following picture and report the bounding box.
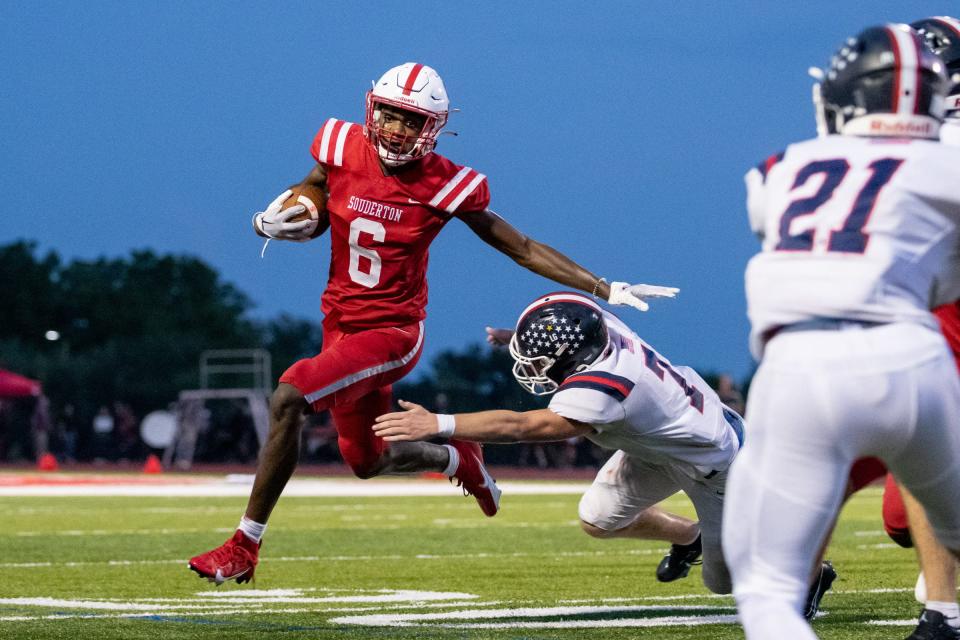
[580,449,731,594]
[722,321,960,639]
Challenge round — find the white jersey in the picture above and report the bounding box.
[943,118,960,147]
[548,311,742,479]
[744,135,960,358]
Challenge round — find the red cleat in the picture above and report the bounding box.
[449,439,501,517]
[188,530,260,585]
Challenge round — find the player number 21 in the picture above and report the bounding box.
[348,218,384,288]
[776,157,904,253]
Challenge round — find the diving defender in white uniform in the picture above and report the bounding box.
[375,291,744,593]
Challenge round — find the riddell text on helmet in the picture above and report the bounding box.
[869,119,937,135]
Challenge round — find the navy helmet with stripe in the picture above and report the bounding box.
[509,292,609,396]
[814,24,948,138]
[911,16,960,117]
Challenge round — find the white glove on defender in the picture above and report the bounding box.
[607,281,679,312]
[252,190,313,242]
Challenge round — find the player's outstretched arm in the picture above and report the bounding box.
[458,208,678,311]
[373,399,592,443]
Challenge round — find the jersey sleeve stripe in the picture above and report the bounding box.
[558,379,630,402]
[756,151,785,181]
[332,122,352,167]
[444,172,486,213]
[560,372,634,399]
[317,118,338,165]
[428,166,472,207]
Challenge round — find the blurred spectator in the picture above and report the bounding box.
[92,405,115,462]
[0,400,7,459]
[56,403,80,462]
[715,374,745,416]
[302,410,339,463]
[113,401,139,461]
[0,397,38,461]
[31,394,51,460]
[557,436,580,468]
[517,442,549,469]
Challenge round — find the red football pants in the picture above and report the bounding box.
[848,456,887,493]
[882,472,912,548]
[280,321,423,475]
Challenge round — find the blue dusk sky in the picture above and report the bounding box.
[1,2,950,381]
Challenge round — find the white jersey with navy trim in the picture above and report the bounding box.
[548,311,741,478]
[744,135,960,358]
[943,118,960,147]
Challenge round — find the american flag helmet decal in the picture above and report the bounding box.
[509,292,609,396]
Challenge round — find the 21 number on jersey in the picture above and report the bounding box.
[775,157,904,254]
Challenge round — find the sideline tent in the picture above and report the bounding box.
[0,369,41,398]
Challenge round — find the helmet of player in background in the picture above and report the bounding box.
[365,62,449,167]
[509,293,609,396]
[911,16,960,118]
[812,24,948,139]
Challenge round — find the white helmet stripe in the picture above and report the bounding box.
[517,293,602,325]
[887,24,921,115]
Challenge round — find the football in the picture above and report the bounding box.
[283,183,330,238]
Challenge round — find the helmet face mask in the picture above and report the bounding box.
[509,293,610,396]
[812,24,948,139]
[365,63,449,167]
[509,333,561,396]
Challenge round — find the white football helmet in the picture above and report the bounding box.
[365,62,449,166]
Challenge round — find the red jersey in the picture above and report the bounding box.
[310,118,490,330]
[934,301,960,371]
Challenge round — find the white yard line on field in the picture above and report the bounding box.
[0,478,590,498]
[0,547,666,570]
[856,543,903,550]
[0,585,925,630]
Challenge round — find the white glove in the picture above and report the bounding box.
[252,190,313,242]
[607,281,679,312]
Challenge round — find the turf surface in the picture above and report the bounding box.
[1,484,927,639]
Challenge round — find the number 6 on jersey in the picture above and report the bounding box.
[348,218,385,288]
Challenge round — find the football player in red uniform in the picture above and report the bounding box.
[188,62,678,585]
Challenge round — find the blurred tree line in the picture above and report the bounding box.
[0,240,322,424]
[1,240,747,465]
[0,241,546,436]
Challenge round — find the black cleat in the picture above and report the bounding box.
[803,560,837,620]
[905,609,960,640]
[655,533,702,582]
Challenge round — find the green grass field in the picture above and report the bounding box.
[0,482,927,639]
